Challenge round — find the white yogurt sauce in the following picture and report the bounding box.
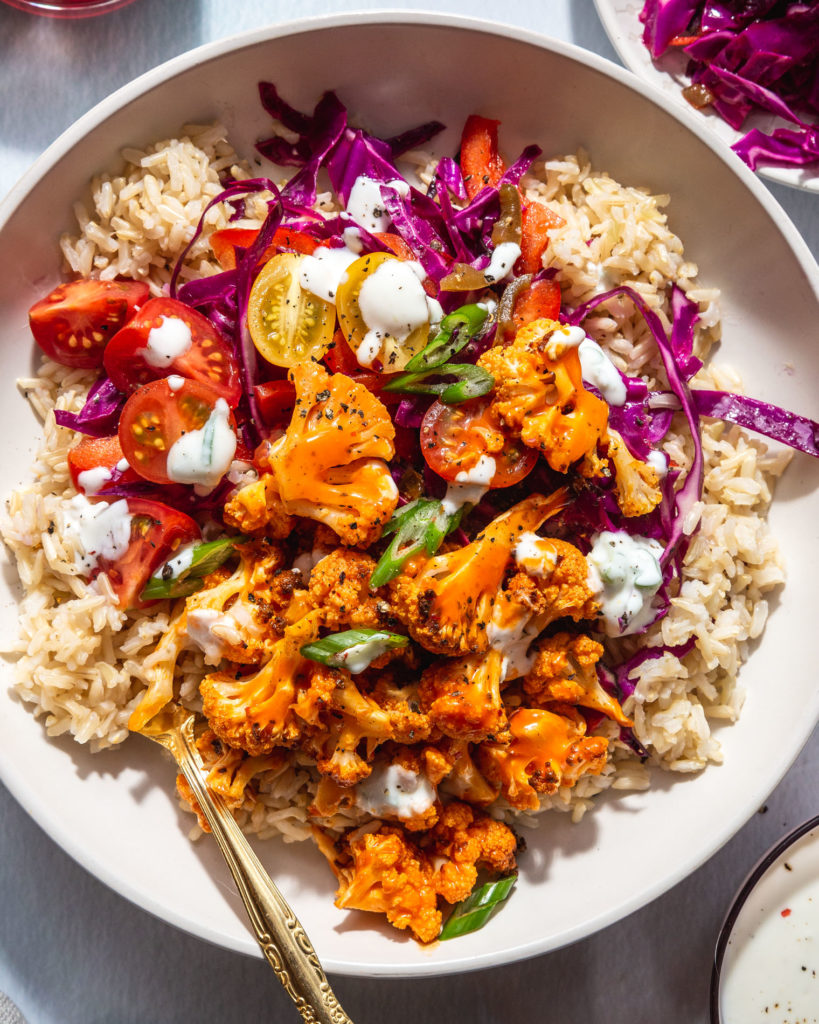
[441,455,496,515]
[60,494,133,574]
[578,338,627,406]
[167,374,186,392]
[116,458,130,472]
[586,530,664,637]
[141,316,192,368]
[165,398,237,495]
[355,763,436,820]
[346,175,409,232]
[486,615,541,681]
[356,258,437,368]
[544,324,586,361]
[330,636,396,674]
[159,545,195,580]
[186,603,260,666]
[483,242,521,284]
[719,824,819,1024]
[77,466,112,495]
[299,243,359,303]
[647,450,668,478]
[513,532,558,578]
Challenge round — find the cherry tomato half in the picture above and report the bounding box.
[103,297,241,407]
[335,252,432,373]
[29,278,149,369]
[420,397,538,486]
[323,328,360,375]
[67,435,141,493]
[119,377,236,486]
[94,496,200,608]
[247,252,335,368]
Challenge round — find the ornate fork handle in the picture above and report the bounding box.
[159,715,354,1024]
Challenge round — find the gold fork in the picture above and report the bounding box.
[137,704,354,1024]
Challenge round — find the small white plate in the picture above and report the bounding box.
[593,0,819,193]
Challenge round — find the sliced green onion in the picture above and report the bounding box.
[403,304,489,373]
[370,498,455,588]
[382,363,494,405]
[438,873,517,940]
[140,536,238,601]
[300,628,408,673]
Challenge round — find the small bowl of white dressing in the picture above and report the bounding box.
[711,815,819,1023]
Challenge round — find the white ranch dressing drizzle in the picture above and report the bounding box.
[141,316,192,368]
[544,324,586,361]
[346,175,409,232]
[167,374,186,392]
[647,450,668,478]
[486,615,541,681]
[578,338,627,406]
[513,532,558,578]
[483,242,521,284]
[77,466,112,495]
[165,398,237,495]
[331,637,395,674]
[441,455,496,515]
[116,458,130,472]
[186,603,262,666]
[299,232,362,304]
[586,530,664,637]
[355,258,438,368]
[160,545,195,580]
[60,494,133,574]
[355,763,436,820]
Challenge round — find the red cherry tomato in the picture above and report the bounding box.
[420,397,538,487]
[253,379,297,428]
[103,297,242,406]
[28,278,149,369]
[67,435,141,493]
[118,377,235,486]
[93,496,200,608]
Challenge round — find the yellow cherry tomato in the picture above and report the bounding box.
[247,253,335,368]
[335,251,432,373]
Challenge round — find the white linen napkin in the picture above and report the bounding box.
[0,993,26,1024]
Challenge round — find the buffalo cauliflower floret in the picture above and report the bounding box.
[419,648,508,743]
[478,706,609,811]
[264,361,398,547]
[223,471,294,537]
[438,739,500,806]
[422,801,518,906]
[504,536,600,632]
[176,729,287,832]
[309,669,431,786]
[523,632,632,726]
[307,548,399,632]
[351,748,440,832]
[199,610,321,755]
[390,491,569,656]
[478,318,609,473]
[605,429,663,518]
[315,824,442,943]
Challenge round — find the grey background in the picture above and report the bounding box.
[0,2,817,1022]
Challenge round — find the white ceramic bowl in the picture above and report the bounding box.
[0,12,818,978]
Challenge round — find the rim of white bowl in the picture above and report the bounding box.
[0,10,818,978]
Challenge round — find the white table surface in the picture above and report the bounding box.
[0,2,817,1022]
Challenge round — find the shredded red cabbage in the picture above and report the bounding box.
[639,1,819,171]
[53,377,125,437]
